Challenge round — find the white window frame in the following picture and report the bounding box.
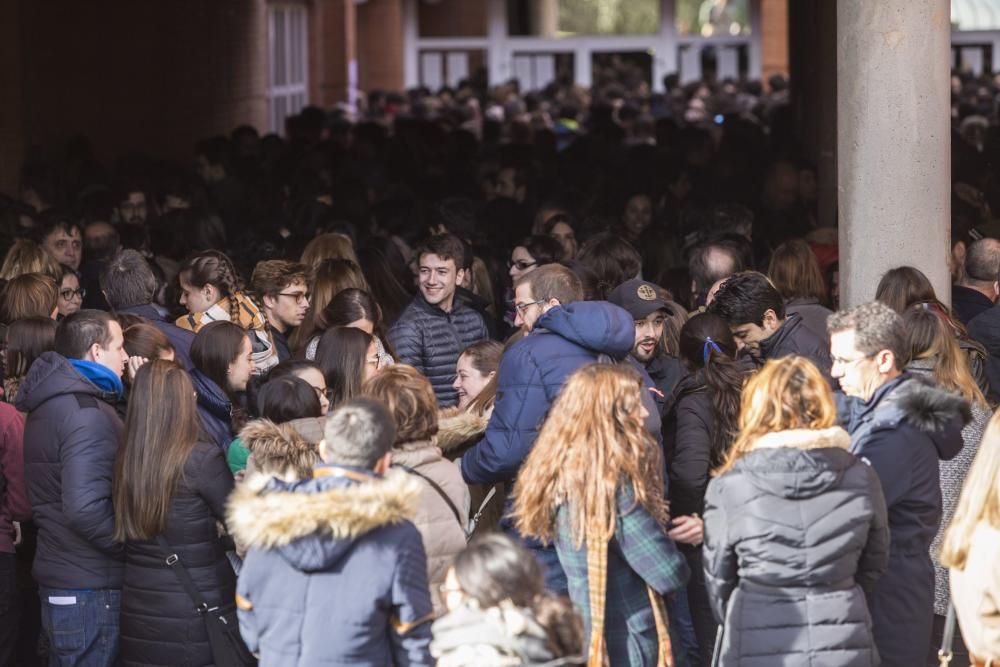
[268,4,310,135]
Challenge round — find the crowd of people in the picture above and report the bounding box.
[0,69,998,667]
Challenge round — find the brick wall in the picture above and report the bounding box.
[1,0,269,193]
[761,0,790,85]
[357,0,405,94]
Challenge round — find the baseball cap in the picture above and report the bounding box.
[608,279,671,319]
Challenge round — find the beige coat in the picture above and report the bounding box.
[950,522,1000,660]
[391,442,470,615]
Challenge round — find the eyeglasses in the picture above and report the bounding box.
[831,353,875,367]
[60,288,86,301]
[508,259,537,271]
[514,299,544,315]
[277,291,310,305]
[311,384,332,401]
[367,355,382,369]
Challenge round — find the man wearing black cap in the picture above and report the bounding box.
[609,279,687,416]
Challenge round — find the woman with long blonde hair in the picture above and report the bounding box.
[514,363,687,667]
[941,410,1000,664]
[704,356,889,666]
[903,304,993,659]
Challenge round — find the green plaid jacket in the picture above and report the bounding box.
[553,482,689,665]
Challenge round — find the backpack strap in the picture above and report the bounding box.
[393,464,467,534]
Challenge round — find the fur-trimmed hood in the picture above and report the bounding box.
[895,379,972,441]
[736,427,860,499]
[436,408,491,452]
[751,426,850,451]
[838,373,972,461]
[239,418,319,481]
[227,466,423,572]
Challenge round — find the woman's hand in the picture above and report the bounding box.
[126,356,149,382]
[668,514,704,546]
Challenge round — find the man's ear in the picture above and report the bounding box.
[762,309,779,329]
[456,268,468,286]
[262,294,277,311]
[875,349,896,375]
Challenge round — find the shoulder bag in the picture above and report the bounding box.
[155,536,257,667]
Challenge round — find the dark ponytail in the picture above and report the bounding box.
[678,312,744,466]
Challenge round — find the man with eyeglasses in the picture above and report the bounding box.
[461,264,637,594]
[828,301,968,667]
[251,260,312,363]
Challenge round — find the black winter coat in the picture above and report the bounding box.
[120,441,236,666]
[837,374,969,666]
[966,304,1000,398]
[664,373,716,519]
[15,352,125,589]
[758,312,835,386]
[388,295,489,407]
[703,428,890,666]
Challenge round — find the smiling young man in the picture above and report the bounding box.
[828,301,968,667]
[388,234,489,407]
[710,270,834,384]
[251,260,312,363]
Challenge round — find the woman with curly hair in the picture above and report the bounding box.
[514,363,687,666]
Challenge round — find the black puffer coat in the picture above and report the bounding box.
[120,441,236,666]
[15,352,125,589]
[836,374,969,666]
[703,427,890,667]
[388,295,489,407]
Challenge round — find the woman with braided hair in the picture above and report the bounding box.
[514,363,688,666]
[176,249,278,374]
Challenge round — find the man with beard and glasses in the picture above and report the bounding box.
[609,279,686,418]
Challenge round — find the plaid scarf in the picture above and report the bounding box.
[585,523,674,667]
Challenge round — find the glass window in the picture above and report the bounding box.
[507,0,659,37]
[268,4,309,134]
[675,0,751,37]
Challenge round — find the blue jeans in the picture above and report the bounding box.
[667,587,701,667]
[39,588,120,667]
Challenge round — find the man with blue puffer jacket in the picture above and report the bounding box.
[461,264,661,594]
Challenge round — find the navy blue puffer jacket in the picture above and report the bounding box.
[461,301,636,484]
[190,369,235,452]
[15,352,125,589]
[388,295,490,407]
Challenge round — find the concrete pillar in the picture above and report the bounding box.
[653,0,678,92]
[531,0,559,38]
[837,0,951,307]
[486,0,507,85]
[402,0,419,88]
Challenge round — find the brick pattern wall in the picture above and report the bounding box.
[357,0,404,94]
[761,0,790,85]
[5,0,269,182]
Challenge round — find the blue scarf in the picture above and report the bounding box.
[70,359,124,400]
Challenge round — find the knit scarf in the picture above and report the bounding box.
[175,292,278,374]
[70,359,124,400]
